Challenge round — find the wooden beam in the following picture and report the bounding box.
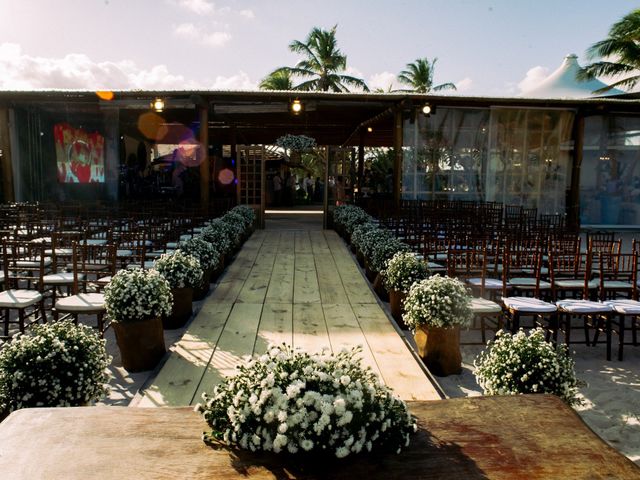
[357,129,364,195]
[199,106,209,212]
[393,109,403,207]
[0,108,15,202]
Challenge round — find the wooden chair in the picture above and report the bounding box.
[447,245,503,344]
[500,244,557,335]
[1,240,48,338]
[599,252,640,360]
[54,242,116,336]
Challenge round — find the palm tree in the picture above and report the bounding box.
[579,9,640,93]
[270,25,369,92]
[259,70,294,90]
[397,58,456,93]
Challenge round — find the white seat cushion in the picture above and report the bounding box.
[606,299,640,315]
[43,272,85,285]
[509,278,552,289]
[470,297,502,314]
[126,260,155,270]
[179,234,193,241]
[427,261,445,270]
[467,278,504,289]
[44,248,73,256]
[555,279,599,289]
[556,299,614,314]
[56,293,105,312]
[502,296,557,313]
[115,249,134,258]
[602,280,633,290]
[0,289,43,308]
[85,239,107,246]
[16,258,52,268]
[29,237,51,244]
[96,276,112,285]
[165,242,179,249]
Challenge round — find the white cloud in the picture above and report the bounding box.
[176,0,214,15]
[173,23,231,47]
[368,71,397,92]
[0,42,257,90]
[517,65,549,93]
[455,77,473,93]
[239,9,255,19]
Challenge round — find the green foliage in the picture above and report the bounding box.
[382,252,430,293]
[154,250,203,289]
[398,58,457,93]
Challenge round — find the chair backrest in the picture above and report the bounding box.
[598,252,638,301]
[70,242,117,294]
[502,240,543,297]
[2,239,47,292]
[548,251,592,300]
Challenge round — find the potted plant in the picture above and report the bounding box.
[368,237,410,300]
[222,211,249,245]
[178,236,221,299]
[105,268,172,372]
[0,320,111,417]
[403,275,473,376]
[202,219,236,263]
[154,250,202,329]
[474,328,581,405]
[350,221,377,260]
[196,345,417,458]
[230,205,257,234]
[382,252,430,327]
[358,228,395,281]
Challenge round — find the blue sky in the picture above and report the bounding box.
[0,0,635,95]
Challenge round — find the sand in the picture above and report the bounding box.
[430,332,640,466]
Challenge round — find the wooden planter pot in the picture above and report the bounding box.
[373,273,389,302]
[414,325,462,377]
[356,249,365,268]
[364,261,378,283]
[163,287,193,329]
[389,289,408,329]
[193,268,212,301]
[113,317,166,372]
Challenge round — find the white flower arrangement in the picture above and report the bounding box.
[275,134,316,152]
[474,328,581,406]
[358,228,395,260]
[221,211,248,239]
[382,252,430,293]
[369,237,410,273]
[402,275,473,330]
[154,250,203,289]
[201,219,236,255]
[196,345,417,459]
[350,222,378,252]
[0,321,111,412]
[230,205,256,229]
[178,236,221,271]
[105,268,173,323]
[333,205,372,235]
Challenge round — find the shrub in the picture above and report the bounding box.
[104,268,172,323]
[178,235,221,271]
[382,251,430,293]
[154,250,203,289]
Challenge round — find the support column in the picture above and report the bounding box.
[568,113,584,230]
[393,109,403,207]
[357,129,365,198]
[199,105,209,213]
[0,108,15,202]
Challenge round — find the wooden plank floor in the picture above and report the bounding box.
[137,230,440,407]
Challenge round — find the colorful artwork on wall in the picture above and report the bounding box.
[54,123,105,183]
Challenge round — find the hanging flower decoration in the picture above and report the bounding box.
[275,134,317,152]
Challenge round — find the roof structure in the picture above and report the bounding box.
[521,54,624,99]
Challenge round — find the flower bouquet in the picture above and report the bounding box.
[382,252,430,326]
[154,250,202,328]
[196,345,417,459]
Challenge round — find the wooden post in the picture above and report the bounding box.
[357,129,365,198]
[199,105,209,213]
[568,113,584,230]
[0,108,15,202]
[231,125,239,205]
[393,109,403,207]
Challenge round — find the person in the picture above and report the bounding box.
[304,173,314,202]
[313,176,323,202]
[335,175,346,206]
[286,172,296,206]
[273,171,283,206]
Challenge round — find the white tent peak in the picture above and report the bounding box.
[520,53,624,99]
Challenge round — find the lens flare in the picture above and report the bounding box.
[95,91,114,101]
[137,112,168,141]
[218,168,235,185]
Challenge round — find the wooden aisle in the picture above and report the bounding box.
[136,230,441,407]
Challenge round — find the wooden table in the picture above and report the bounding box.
[0,395,638,479]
